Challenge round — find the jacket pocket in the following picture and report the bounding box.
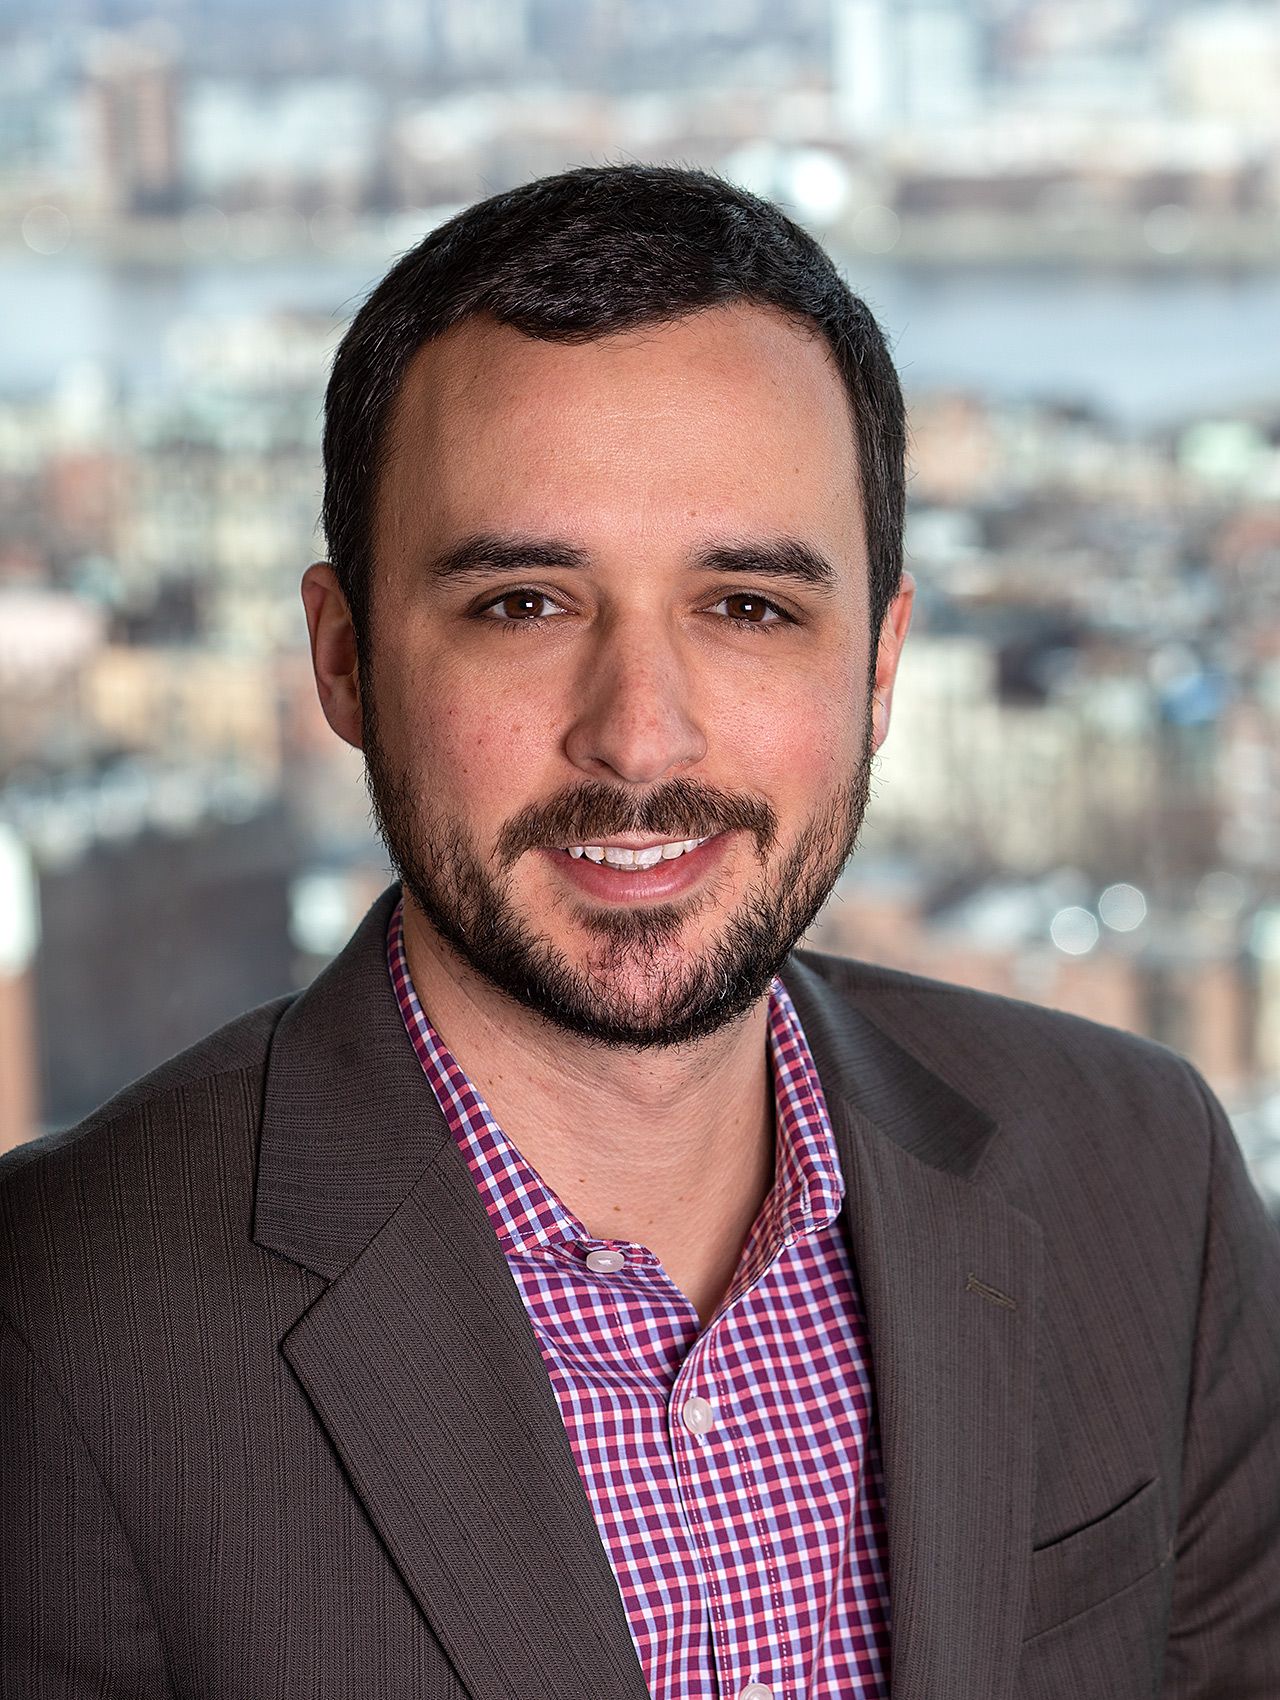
[1025,1477,1170,1641]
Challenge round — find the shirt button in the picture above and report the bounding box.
[584,1248,626,1273]
[681,1396,715,1435]
[739,1686,774,1700]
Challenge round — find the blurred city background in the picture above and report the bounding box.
[1,0,1277,1214]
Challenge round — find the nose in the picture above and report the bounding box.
[562,614,707,785]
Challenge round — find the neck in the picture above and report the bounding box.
[399,898,779,1321]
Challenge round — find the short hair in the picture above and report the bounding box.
[322,163,905,660]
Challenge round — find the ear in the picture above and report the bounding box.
[301,562,364,752]
[870,570,915,752]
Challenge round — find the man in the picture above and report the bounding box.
[2,166,1277,1699]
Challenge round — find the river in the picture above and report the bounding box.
[3,247,1279,427]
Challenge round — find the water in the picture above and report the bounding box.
[846,261,1280,427]
[3,245,1279,426]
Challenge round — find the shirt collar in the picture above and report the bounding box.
[387,895,846,1258]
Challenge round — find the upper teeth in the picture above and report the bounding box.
[566,838,707,867]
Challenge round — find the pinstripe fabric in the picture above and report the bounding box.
[387,899,891,1700]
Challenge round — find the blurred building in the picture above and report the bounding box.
[1164,5,1280,123]
[833,0,981,138]
[810,857,1262,1102]
[0,0,1277,1210]
[84,29,183,218]
[33,796,298,1129]
[0,826,40,1153]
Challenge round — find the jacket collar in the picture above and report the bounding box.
[253,884,1001,1279]
[253,884,451,1279]
[254,884,1040,1700]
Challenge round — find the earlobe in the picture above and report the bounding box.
[301,561,364,752]
[870,570,915,751]
[871,689,892,750]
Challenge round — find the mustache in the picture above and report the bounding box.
[496,777,778,864]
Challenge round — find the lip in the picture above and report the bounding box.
[537,832,731,903]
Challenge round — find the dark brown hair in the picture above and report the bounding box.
[322,163,905,658]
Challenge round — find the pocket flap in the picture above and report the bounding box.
[1027,1477,1169,1640]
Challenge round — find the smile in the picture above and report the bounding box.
[564,838,709,868]
[542,831,729,903]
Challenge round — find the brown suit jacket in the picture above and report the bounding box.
[3,884,1278,1698]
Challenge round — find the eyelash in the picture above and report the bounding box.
[477,589,795,634]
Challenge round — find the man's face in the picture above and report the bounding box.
[350,303,911,1048]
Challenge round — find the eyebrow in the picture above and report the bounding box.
[427,535,592,581]
[426,533,838,593]
[693,539,837,593]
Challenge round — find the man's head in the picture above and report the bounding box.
[304,164,914,1049]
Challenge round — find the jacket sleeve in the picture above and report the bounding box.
[1,1310,174,1698]
[1161,1067,1280,1697]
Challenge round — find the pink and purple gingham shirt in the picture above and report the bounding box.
[388,898,891,1699]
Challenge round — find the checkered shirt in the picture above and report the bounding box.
[388,897,891,1699]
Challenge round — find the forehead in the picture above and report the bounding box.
[376,302,863,553]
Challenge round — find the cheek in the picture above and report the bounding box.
[381,647,559,801]
[711,675,862,806]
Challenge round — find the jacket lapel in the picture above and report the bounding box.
[785,954,1042,1700]
[253,885,1040,1700]
[253,887,651,1700]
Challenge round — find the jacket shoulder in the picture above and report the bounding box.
[787,944,1226,1258]
[790,943,1195,1083]
[0,991,310,1465]
[0,992,296,1196]
[785,943,1219,1196]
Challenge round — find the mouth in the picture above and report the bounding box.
[564,835,710,868]
[539,831,730,902]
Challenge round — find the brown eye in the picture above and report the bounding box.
[716,593,782,625]
[488,590,552,620]
[503,591,541,618]
[728,595,767,621]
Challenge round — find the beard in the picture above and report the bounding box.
[362,693,875,1051]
